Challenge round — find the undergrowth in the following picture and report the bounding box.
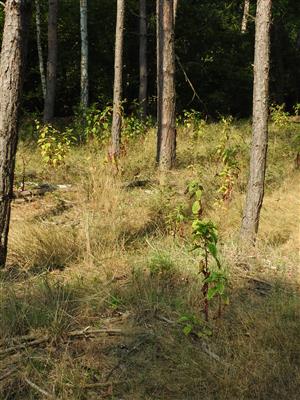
[0,117,299,399]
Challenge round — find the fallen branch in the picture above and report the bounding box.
[65,379,132,389]
[67,328,124,338]
[0,327,134,358]
[24,377,54,399]
[0,366,18,381]
[0,337,49,356]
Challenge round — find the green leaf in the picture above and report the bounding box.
[192,201,201,215]
[207,286,219,300]
[183,324,193,336]
[195,189,203,200]
[207,242,217,258]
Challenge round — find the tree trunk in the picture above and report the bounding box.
[35,0,46,100]
[156,0,163,162]
[240,0,272,243]
[158,0,176,170]
[241,0,250,33]
[43,0,58,122]
[139,0,147,120]
[110,0,125,159]
[173,0,178,21]
[80,0,89,108]
[0,0,31,268]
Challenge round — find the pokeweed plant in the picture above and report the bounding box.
[185,180,204,217]
[187,182,228,321]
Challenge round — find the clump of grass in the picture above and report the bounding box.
[8,222,79,273]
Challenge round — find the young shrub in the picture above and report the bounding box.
[270,104,290,129]
[36,121,76,167]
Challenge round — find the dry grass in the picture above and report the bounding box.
[0,120,299,399]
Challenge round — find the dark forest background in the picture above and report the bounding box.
[1,0,300,118]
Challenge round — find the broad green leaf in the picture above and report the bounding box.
[183,324,193,336]
[192,201,201,215]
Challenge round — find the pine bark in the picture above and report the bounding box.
[240,0,272,243]
[111,0,125,158]
[139,0,147,119]
[43,0,58,122]
[80,0,89,108]
[157,0,176,170]
[0,0,31,268]
[35,0,46,100]
[241,0,250,33]
[156,0,163,162]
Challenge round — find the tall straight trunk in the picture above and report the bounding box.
[35,0,46,100]
[111,0,125,158]
[158,0,176,170]
[80,0,89,108]
[240,0,272,243]
[173,0,178,21]
[43,0,58,122]
[0,0,30,268]
[241,0,250,33]
[156,0,163,162]
[139,0,147,119]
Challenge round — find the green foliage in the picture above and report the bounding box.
[182,109,207,138]
[270,104,290,128]
[166,204,186,237]
[293,103,300,116]
[178,314,213,338]
[192,219,219,264]
[216,117,239,203]
[186,180,204,217]
[75,103,112,142]
[36,121,76,167]
[123,114,151,139]
[187,181,228,321]
[204,271,229,303]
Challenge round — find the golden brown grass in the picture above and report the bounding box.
[0,120,299,399]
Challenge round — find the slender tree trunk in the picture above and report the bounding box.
[111,0,125,158]
[241,0,250,33]
[0,0,31,268]
[139,0,147,119]
[35,0,46,100]
[43,0,58,122]
[173,0,178,21]
[80,0,89,108]
[156,0,163,162]
[158,0,176,170]
[240,0,272,243]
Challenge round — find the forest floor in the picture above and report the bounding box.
[0,119,300,399]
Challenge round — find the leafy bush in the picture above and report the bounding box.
[182,109,207,138]
[36,121,76,167]
[270,104,290,128]
[74,103,112,142]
